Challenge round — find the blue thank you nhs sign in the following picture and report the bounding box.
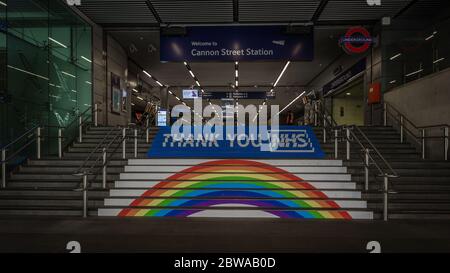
[147,126,325,159]
[160,26,314,62]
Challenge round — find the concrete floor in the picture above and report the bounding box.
[0,217,450,253]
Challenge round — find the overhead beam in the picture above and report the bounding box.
[233,0,239,23]
[101,20,378,29]
[145,0,163,24]
[311,0,330,23]
[394,0,419,19]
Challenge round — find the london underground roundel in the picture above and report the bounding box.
[340,26,373,54]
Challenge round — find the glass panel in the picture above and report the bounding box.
[1,0,92,158]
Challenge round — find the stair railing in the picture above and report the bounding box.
[73,123,150,218]
[312,101,398,221]
[383,102,449,160]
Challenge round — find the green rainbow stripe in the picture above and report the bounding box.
[118,159,352,219]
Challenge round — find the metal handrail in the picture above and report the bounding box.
[74,127,119,175]
[0,125,39,150]
[384,102,449,160]
[352,126,398,178]
[74,123,149,217]
[312,101,397,221]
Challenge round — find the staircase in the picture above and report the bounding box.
[0,126,158,216]
[314,126,450,220]
[98,158,373,219]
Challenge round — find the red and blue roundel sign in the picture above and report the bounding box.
[339,27,373,54]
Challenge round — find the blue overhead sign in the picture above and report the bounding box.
[147,126,325,159]
[202,91,276,100]
[160,26,314,62]
[322,58,366,97]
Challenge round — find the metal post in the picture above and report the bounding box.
[400,115,404,143]
[444,126,448,161]
[78,116,83,143]
[383,175,388,221]
[323,117,327,143]
[36,127,41,159]
[94,104,98,127]
[58,128,62,159]
[365,149,370,191]
[421,129,426,160]
[146,118,149,144]
[346,128,350,160]
[82,174,88,218]
[334,129,338,159]
[1,149,6,188]
[383,102,387,126]
[122,128,126,159]
[102,148,107,189]
[134,129,138,158]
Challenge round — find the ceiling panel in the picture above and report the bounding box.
[76,0,157,24]
[319,0,413,21]
[150,0,234,23]
[239,0,321,22]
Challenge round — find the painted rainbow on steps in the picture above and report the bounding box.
[118,159,353,219]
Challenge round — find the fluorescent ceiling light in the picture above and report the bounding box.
[48,37,67,48]
[201,89,205,93]
[390,53,402,60]
[155,81,163,87]
[195,81,200,86]
[81,56,92,63]
[143,70,152,78]
[183,61,188,66]
[62,71,76,78]
[425,34,434,41]
[433,57,445,64]
[131,103,135,106]
[85,81,92,85]
[189,70,195,78]
[235,80,238,87]
[405,69,423,77]
[389,80,397,84]
[273,61,290,87]
[132,88,138,93]
[346,93,351,96]
[0,1,7,7]
[7,65,49,81]
[235,70,238,78]
[277,91,306,115]
[71,90,77,93]
[168,90,173,94]
[176,97,181,101]
[137,96,144,100]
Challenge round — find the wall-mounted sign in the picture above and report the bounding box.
[111,73,121,114]
[339,27,374,54]
[157,110,167,126]
[147,126,325,159]
[182,89,199,99]
[160,26,314,62]
[322,58,366,97]
[368,82,381,104]
[202,91,275,100]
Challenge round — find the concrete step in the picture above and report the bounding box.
[103,198,367,209]
[0,208,98,216]
[5,181,115,189]
[98,207,373,219]
[126,159,344,166]
[27,159,128,166]
[0,189,108,198]
[0,198,103,207]
[119,172,352,181]
[124,165,348,173]
[18,166,124,173]
[10,173,120,181]
[68,147,150,153]
[108,188,362,199]
[114,180,357,190]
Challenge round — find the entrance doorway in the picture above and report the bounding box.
[331,79,364,126]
